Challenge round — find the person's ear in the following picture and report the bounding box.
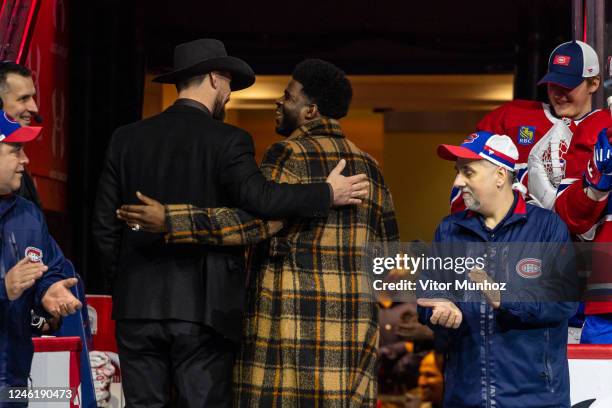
[496,167,506,189]
[304,103,319,120]
[587,76,600,94]
[208,72,219,90]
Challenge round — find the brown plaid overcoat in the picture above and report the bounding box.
[165,118,399,407]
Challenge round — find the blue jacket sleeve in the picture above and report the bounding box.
[417,223,461,327]
[34,210,69,308]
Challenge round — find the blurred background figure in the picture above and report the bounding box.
[377,241,438,407]
[418,352,444,408]
[378,302,434,397]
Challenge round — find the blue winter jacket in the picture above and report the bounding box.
[418,194,578,408]
[0,195,69,388]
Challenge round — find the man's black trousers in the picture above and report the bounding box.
[116,320,236,408]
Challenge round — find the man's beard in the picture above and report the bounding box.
[462,187,481,211]
[275,107,299,137]
[212,94,226,121]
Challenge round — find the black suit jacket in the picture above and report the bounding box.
[92,101,330,341]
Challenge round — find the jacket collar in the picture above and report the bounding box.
[169,98,212,116]
[453,192,527,240]
[0,194,17,220]
[287,117,344,140]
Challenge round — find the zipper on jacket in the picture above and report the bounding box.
[479,300,491,408]
[486,304,496,408]
[484,243,495,408]
[543,329,554,392]
[0,233,8,382]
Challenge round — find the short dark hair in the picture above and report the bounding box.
[0,61,32,93]
[291,59,352,119]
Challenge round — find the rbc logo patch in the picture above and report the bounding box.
[25,247,43,263]
[517,126,535,145]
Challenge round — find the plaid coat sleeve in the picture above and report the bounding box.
[164,204,283,246]
[379,185,400,242]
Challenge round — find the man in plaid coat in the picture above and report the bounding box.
[118,59,399,406]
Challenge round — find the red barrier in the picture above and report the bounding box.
[31,336,82,408]
[568,344,612,359]
[32,336,81,353]
[86,294,118,353]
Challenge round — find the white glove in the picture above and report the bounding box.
[528,120,573,209]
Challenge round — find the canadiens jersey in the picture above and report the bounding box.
[553,108,612,314]
[449,99,612,314]
[451,99,577,212]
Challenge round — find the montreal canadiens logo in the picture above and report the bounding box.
[463,133,479,144]
[516,258,542,278]
[25,247,43,263]
[553,55,571,66]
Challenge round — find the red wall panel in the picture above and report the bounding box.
[24,0,69,212]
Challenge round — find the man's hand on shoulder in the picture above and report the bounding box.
[326,159,369,207]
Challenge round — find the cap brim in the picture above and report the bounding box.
[3,126,41,143]
[153,56,255,91]
[537,72,584,89]
[437,144,481,161]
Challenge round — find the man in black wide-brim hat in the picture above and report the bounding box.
[92,38,369,407]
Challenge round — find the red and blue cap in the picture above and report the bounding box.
[537,40,599,89]
[437,131,519,171]
[0,110,41,143]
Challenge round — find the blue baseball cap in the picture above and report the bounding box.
[537,40,599,89]
[0,110,41,143]
[437,131,519,171]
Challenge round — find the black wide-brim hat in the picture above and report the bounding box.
[153,38,255,91]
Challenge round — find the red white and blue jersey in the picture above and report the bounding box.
[449,99,612,315]
[451,99,578,212]
[553,109,612,314]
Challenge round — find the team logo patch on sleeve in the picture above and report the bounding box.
[516,258,542,278]
[517,126,535,145]
[25,247,43,263]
